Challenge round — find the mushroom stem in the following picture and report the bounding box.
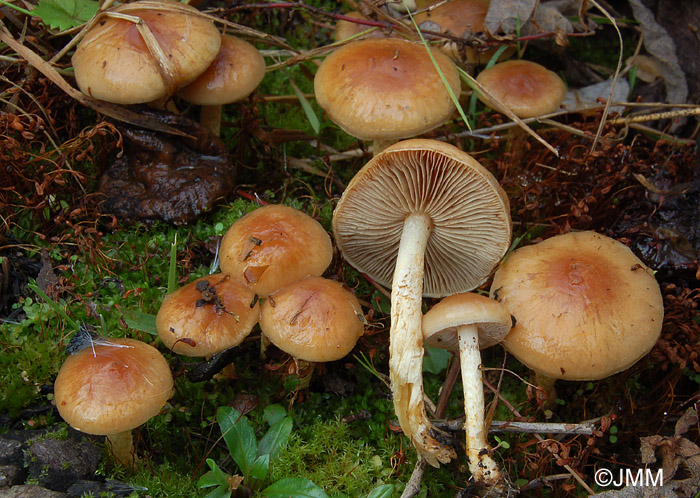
[390,213,453,467]
[106,430,135,468]
[371,138,397,156]
[457,324,502,484]
[534,371,558,408]
[200,105,223,136]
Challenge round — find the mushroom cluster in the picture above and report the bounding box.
[155,204,365,373]
[72,0,266,133]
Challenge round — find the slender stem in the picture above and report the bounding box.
[200,105,223,136]
[106,430,135,467]
[390,213,453,467]
[457,324,502,485]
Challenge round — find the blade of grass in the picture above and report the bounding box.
[403,2,472,131]
[286,69,321,134]
[168,232,177,294]
[28,281,80,331]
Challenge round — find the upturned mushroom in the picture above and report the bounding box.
[72,0,221,104]
[178,35,266,136]
[314,38,461,154]
[54,337,174,467]
[489,231,664,402]
[156,273,260,357]
[423,293,512,488]
[219,204,333,298]
[333,139,512,466]
[475,59,566,118]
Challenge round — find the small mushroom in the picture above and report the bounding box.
[489,231,664,402]
[54,337,174,467]
[259,275,365,363]
[415,0,514,66]
[72,0,221,104]
[423,293,512,488]
[178,35,266,136]
[333,139,512,466]
[219,205,333,298]
[475,59,566,118]
[314,38,461,154]
[156,273,260,357]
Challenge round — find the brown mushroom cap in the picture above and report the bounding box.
[334,11,388,42]
[156,273,260,357]
[219,205,333,297]
[490,231,664,380]
[314,38,461,141]
[475,59,566,118]
[72,0,221,104]
[178,35,266,106]
[423,292,512,351]
[260,276,364,362]
[415,0,512,65]
[333,138,512,298]
[54,338,173,435]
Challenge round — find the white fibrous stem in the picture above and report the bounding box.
[107,430,135,468]
[457,324,502,485]
[390,213,454,467]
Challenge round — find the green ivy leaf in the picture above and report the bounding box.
[263,404,287,427]
[32,0,98,31]
[262,477,329,498]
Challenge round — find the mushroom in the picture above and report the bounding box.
[156,273,260,357]
[54,337,174,467]
[334,11,388,42]
[219,204,333,298]
[489,231,664,402]
[415,0,514,66]
[332,138,512,466]
[423,293,512,488]
[314,38,461,154]
[475,59,566,118]
[259,275,365,364]
[178,35,266,136]
[72,0,221,105]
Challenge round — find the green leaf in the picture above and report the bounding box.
[217,407,257,479]
[262,478,329,498]
[120,310,158,335]
[367,484,395,498]
[258,416,293,460]
[423,346,451,375]
[32,0,98,31]
[248,453,270,483]
[198,460,230,489]
[263,404,287,427]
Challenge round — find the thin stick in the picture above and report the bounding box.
[434,418,598,435]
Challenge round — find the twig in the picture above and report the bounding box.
[434,418,599,435]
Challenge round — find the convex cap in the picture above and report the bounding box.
[178,35,266,106]
[333,139,512,297]
[156,273,259,357]
[219,205,333,297]
[55,338,173,435]
[72,0,221,104]
[260,276,365,362]
[475,59,566,118]
[314,39,460,141]
[490,231,664,380]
